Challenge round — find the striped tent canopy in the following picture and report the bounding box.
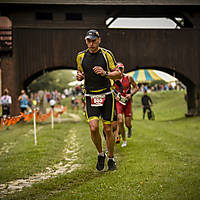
[127,69,162,83]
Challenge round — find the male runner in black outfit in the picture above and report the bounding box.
[76,30,122,171]
[141,90,153,120]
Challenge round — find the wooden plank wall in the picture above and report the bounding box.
[13,28,199,88]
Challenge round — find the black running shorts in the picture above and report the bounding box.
[85,92,115,124]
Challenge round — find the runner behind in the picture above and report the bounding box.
[114,62,139,147]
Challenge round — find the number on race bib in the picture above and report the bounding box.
[91,95,106,107]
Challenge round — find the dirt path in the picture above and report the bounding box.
[54,113,81,123]
[0,142,16,156]
[0,119,81,198]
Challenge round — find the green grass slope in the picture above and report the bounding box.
[0,90,199,200]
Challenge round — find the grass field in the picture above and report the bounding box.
[0,90,199,200]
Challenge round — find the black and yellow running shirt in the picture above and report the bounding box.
[76,47,117,93]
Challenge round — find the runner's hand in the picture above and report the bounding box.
[125,94,131,100]
[115,94,121,101]
[76,70,84,81]
[93,66,105,76]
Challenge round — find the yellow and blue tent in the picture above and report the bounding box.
[127,69,162,83]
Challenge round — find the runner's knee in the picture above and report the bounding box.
[117,115,123,124]
[90,125,98,133]
[89,121,99,133]
[118,118,123,125]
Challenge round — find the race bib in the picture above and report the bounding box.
[91,95,106,107]
[119,95,128,105]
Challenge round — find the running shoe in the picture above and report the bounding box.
[121,141,127,147]
[127,128,132,138]
[96,153,106,171]
[108,158,116,171]
[115,137,120,144]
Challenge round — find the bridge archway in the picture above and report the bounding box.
[0,1,199,116]
[24,66,75,89]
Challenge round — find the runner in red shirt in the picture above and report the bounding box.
[114,63,139,147]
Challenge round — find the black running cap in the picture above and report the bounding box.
[85,30,100,40]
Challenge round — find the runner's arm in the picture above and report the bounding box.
[8,96,12,104]
[130,76,139,96]
[106,68,122,80]
[93,66,122,80]
[76,54,84,81]
[76,70,84,81]
[26,95,30,102]
[125,76,139,100]
[106,50,122,80]
[18,95,22,101]
[149,96,153,105]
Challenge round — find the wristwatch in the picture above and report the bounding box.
[105,71,109,77]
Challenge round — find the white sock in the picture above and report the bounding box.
[98,152,104,156]
[108,157,114,161]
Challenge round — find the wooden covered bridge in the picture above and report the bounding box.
[0,0,200,116]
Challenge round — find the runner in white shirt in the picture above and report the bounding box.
[0,89,12,118]
[49,98,56,109]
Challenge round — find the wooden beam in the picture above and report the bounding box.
[0,0,200,6]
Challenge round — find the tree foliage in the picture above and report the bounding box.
[27,70,76,93]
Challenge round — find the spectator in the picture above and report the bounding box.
[71,96,79,110]
[49,98,56,110]
[18,90,29,113]
[141,90,153,120]
[0,88,12,118]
